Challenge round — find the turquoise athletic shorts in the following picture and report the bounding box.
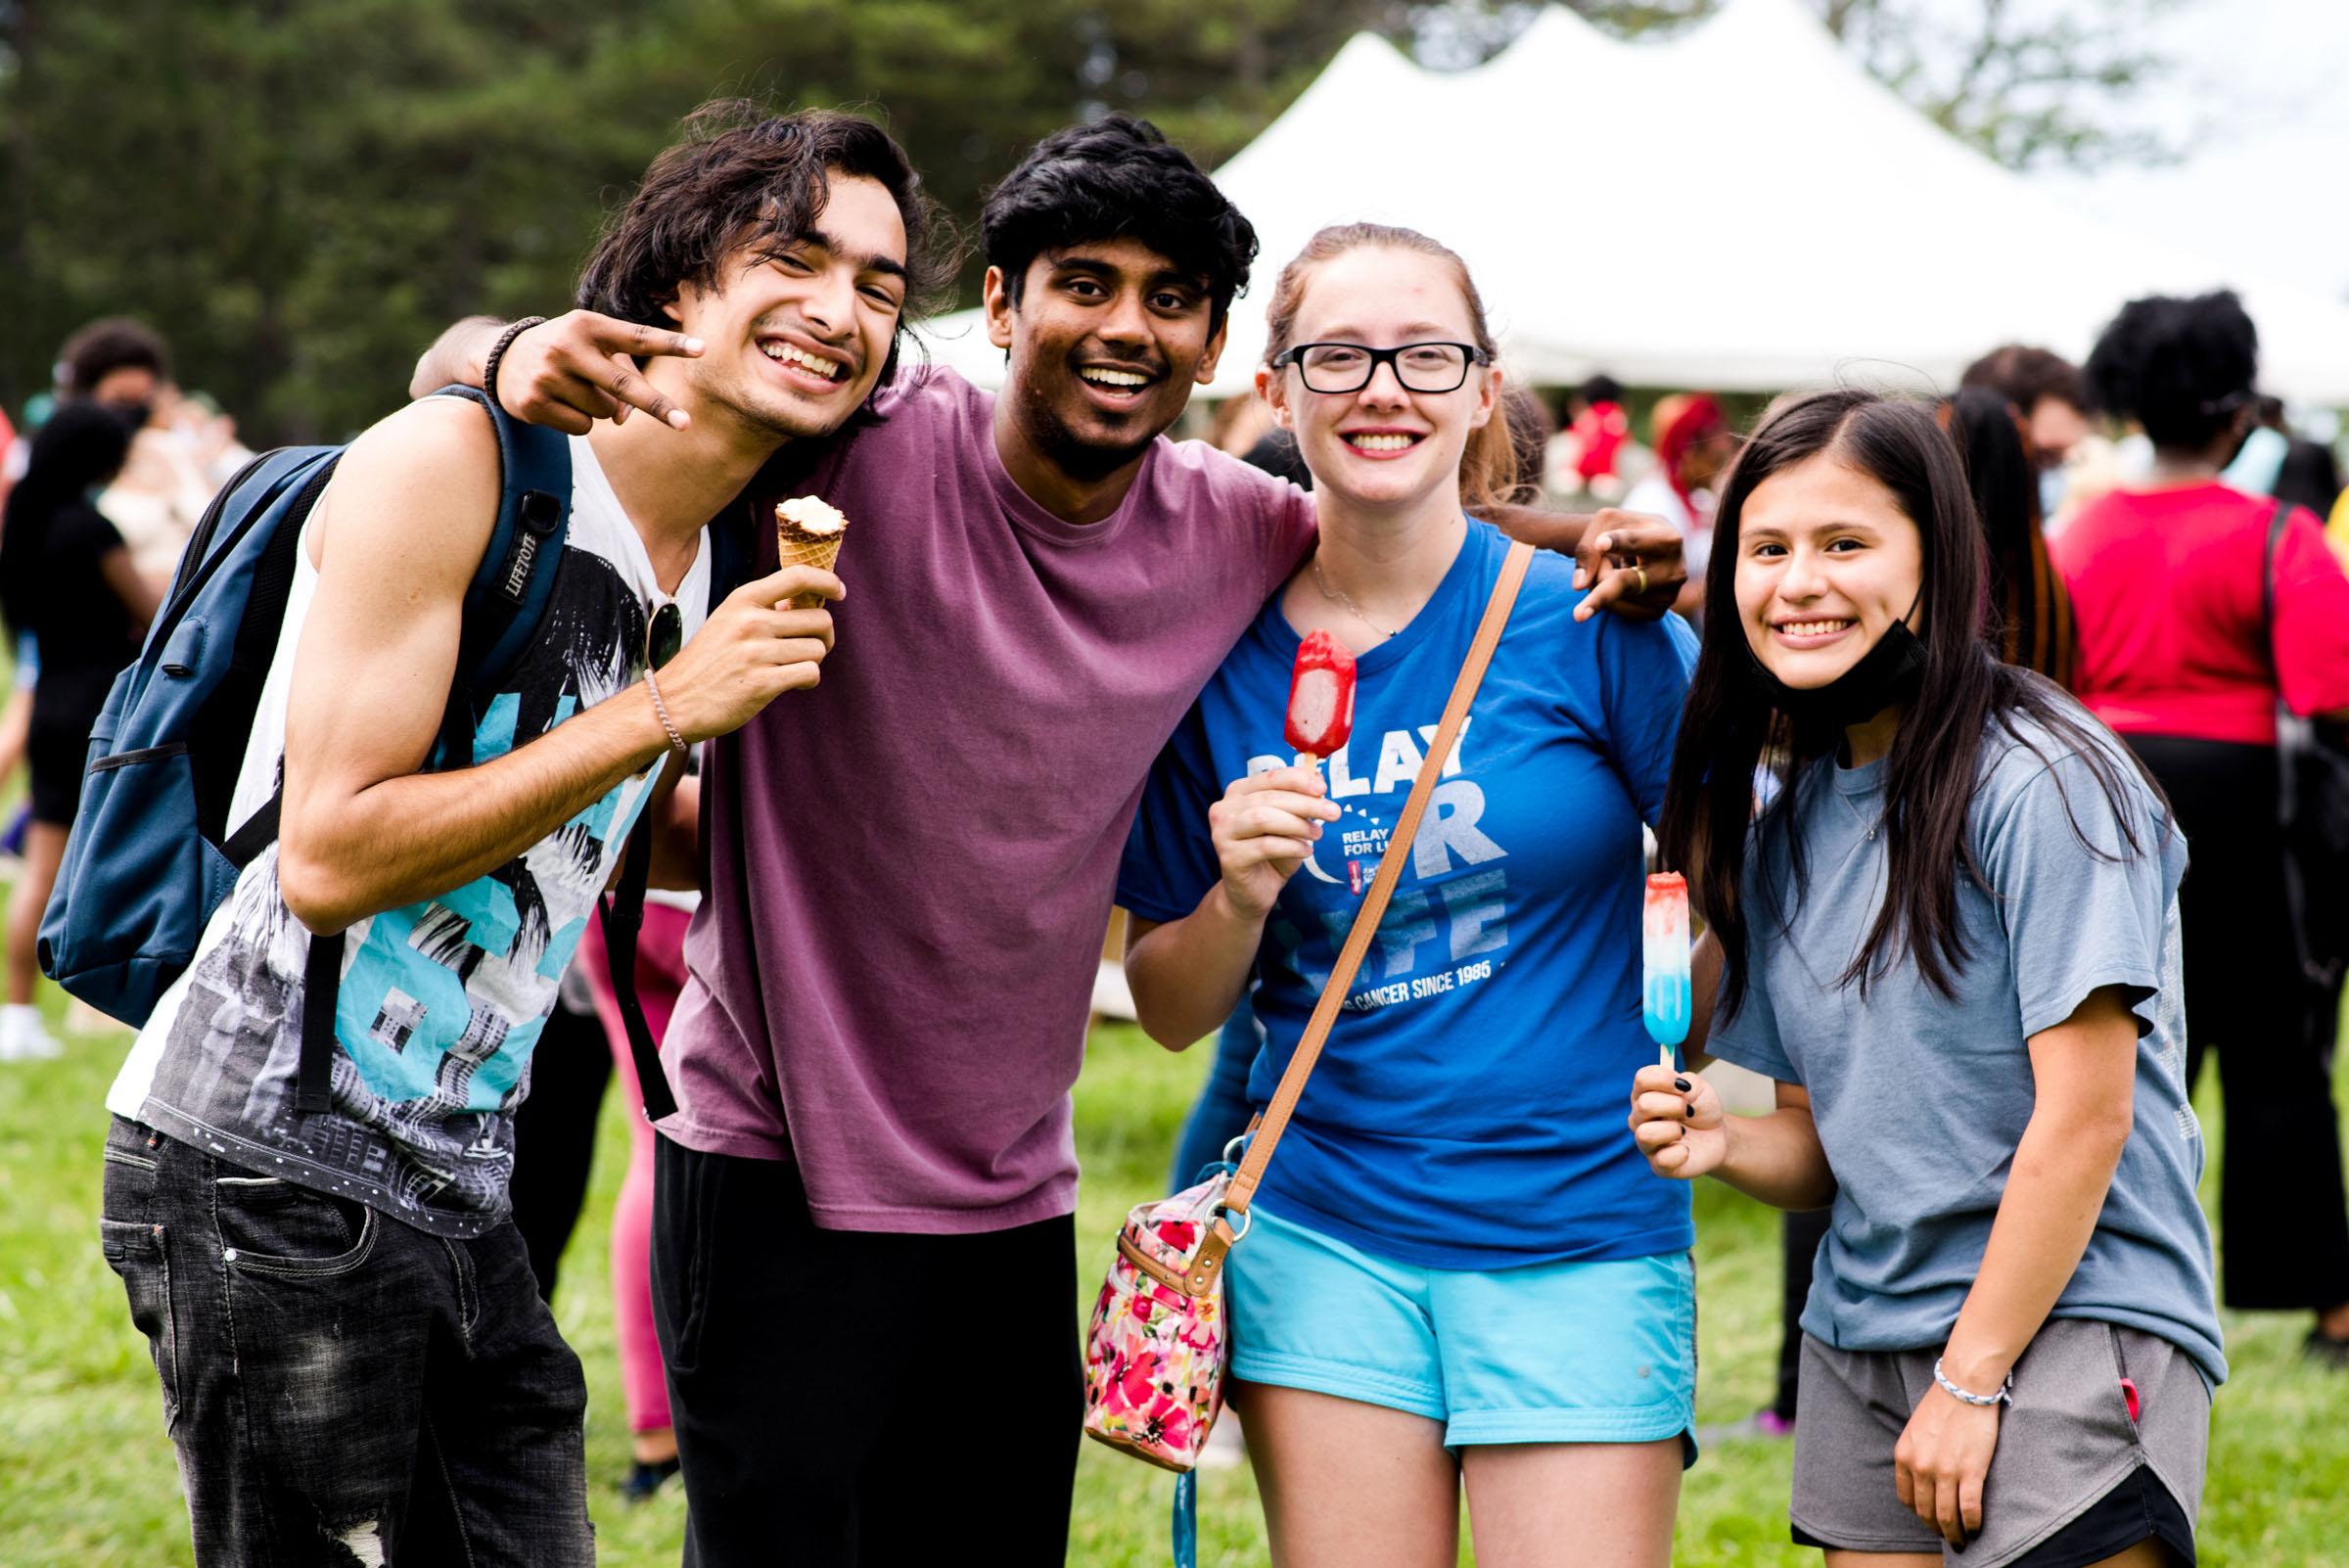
[1226,1203,1698,1459]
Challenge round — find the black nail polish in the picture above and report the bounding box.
[1673,1077,1692,1092]
[1683,1101,1696,1120]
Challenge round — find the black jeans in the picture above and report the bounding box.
[507,989,612,1302]
[652,1136,1082,1567]
[2129,733,2349,1312]
[99,1118,594,1565]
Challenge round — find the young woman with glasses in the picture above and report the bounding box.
[1117,223,1700,1568]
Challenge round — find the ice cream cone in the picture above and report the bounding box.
[774,496,849,609]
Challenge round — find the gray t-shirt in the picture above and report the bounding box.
[1708,712,2226,1387]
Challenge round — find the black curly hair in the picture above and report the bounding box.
[58,318,170,397]
[981,115,1258,330]
[2082,291,2259,454]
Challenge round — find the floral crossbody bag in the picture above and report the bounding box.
[1080,540,1533,1563]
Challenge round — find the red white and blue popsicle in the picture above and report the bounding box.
[1643,871,1692,1070]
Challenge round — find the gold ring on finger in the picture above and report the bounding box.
[1635,566,1648,595]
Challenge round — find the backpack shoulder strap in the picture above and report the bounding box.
[597,811,676,1122]
[2262,496,2292,673]
[603,497,749,1123]
[436,384,574,693]
[2262,497,2291,618]
[297,388,571,1115]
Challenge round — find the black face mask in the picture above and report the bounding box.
[1747,614,1927,730]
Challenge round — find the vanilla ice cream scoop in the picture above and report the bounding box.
[774,496,849,607]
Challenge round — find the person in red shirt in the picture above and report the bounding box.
[2054,289,2349,1363]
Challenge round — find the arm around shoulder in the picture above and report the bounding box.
[409,316,504,401]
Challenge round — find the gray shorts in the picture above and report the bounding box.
[1791,1318,2208,1567]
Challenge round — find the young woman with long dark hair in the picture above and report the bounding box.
[1632,389,2220,1567]
[1942,387,2076,688]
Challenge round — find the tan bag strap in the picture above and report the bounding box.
[1176,540,1533,1294]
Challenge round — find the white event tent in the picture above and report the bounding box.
[913,0,2349,402]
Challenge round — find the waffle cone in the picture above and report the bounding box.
[774,528,844,609]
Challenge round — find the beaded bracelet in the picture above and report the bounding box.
[643,668,689,759]
[483,315,548,411]
[1932,1357,2013,1407]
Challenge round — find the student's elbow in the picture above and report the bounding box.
[1122,970,1195,1053]
[2038,1095,2135,1171]
[276,842,363,936]
[2080,1103,2136,1168]
[1127,991,1194,1053]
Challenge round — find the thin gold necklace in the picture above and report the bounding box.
[1313,555,1399,639]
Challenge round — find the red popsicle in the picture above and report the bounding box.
[1285,629,1358,759]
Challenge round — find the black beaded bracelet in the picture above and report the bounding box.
[482,315,548,412]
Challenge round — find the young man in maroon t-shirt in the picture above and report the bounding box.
[420,115,1682,1564]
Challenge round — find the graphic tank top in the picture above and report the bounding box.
[108,428,709,1236]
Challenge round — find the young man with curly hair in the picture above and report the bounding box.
[101,105,946,1565]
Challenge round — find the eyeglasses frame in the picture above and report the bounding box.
[1270,340,1494,395]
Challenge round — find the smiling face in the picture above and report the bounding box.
[986,237,1225,484]
[1264,245,1497,516]
[1734,451,1925,689]
[663,171,909,441]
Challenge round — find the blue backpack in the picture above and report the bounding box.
[40,387,719,1118]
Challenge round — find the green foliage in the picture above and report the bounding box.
[0,0,1456,446]
[0,2,2186,445]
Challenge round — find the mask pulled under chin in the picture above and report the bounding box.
[1746,619,1927,731]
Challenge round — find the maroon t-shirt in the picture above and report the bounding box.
[2053,482,2349,746]
[663,369,1316,1231]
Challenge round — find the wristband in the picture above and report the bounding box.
[643,668,690,759]
[1932,1357,2012,1407]
[482,315,548,411]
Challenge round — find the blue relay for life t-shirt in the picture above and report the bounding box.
[1119,521,1698,1269]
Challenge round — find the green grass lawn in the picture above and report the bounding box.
[4,993,2347,1564]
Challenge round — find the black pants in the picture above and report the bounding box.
[652,1136,1082,1567]
[1773,1206,1833,1420]
[101,1119,593,1565]
[2129,733,2349,1312]
[507,989,611,1302]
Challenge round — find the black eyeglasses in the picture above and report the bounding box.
[646,600,682,672]
[1271,341,1491,395]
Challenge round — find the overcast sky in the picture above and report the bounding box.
[2029,0,2349,300]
